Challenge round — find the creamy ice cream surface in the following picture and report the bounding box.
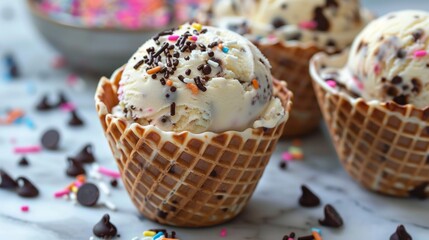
[114,23,286,133]
[343,10,429,108]
[200,0,371,51]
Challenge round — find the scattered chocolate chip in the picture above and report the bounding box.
[110,179,118,188]
[319,204,343,228]
[74,144,96,164]
[390,225,412,240]
[68,110,84,126]
[16,177,39,198]
[57,92,69,107]
[272,17,287,29]
[18,156,29,167]
[279,161,287,170]
[93,214,118,238]
[0,169,18,189]
[299,185,321,207]
[77,183,100,207]
[36,95,53,111]
[41,129,60,150]
[66,157,86,177]
[408,182,428,200]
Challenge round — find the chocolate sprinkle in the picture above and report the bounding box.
[299,185,321,207]
[202,64,212,75]
[110,179,118,188]
[319,204,344,228]
[390,225,413,240]
[170,102,176,116]
[194,77,207,92]
[133,59,145,70]
[185,69,191,75]
[412,29,424,42]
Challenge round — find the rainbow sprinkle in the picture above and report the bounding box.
[414,50,427,58]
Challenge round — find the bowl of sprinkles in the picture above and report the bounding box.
[27,0,210,74]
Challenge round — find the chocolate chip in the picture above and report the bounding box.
[392,76,403,84]
[319,204,343,228]
[57,92,69,107]
[393,95,408,105]
[299,185,321,207]
[66,157,86,177]
[36,95,53,111]
[390,225,412,240]
[397,49,406,59]
[279,161,287,170]
[0,169,18,189]
[16,177,39,198]
[68,110,84,126]
[110,179,118,188]
[408,182,428,200]
[93,214,118,238]
[272,17,287,29]
[412,28,424,42]
[41,129,60,150]
[314,7,330,31]
[77,183,100,207]
[18,156,29,167]
[74,144,95,164]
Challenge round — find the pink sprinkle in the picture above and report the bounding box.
[168,35,179,41]
[21,206,29,212]
[326,80,337,88]
[67,74,78,85]
[282,152,293,161]
[374,64,381,75]
[299,21,318,29]
[74,181,83,188]
[60,102,76,112]
[51,56,66,69]
[54,189,70,198]
[14,145,42,154]
[98,166,121,178]
[413,50,427,58]
[220,228,227,237]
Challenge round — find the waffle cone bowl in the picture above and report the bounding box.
[310,51,429,197]
[95,68,293,227]
[256,42,321,137]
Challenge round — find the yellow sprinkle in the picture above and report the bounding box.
[71,186,78,193]
[143,231,156,237]
[252,79,260,89]
[192,23,202,31]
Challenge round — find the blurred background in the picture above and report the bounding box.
[1,0,429,79]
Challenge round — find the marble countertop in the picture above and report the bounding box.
[1,1,428,239]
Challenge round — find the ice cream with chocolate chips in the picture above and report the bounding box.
[342,10,429,108]
[114,23,286,133]
[200,0,371,51]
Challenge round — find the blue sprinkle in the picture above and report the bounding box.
[23,117,36,129]
[152,232,164,240]
[311,227,322,234]
[13,117,24,124]
[222,47,229,53]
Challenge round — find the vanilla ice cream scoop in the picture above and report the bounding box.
[346,10,429,108]
[200,0,370,50]
[115,23,285,133]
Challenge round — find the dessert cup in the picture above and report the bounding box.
[310,51,429,197]
[95,67,293,226]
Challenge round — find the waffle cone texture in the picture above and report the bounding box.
[256,42,321,137]
[95,68,293,226]
[310,51,429,197]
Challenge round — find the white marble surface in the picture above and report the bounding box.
[1,1,429,239]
